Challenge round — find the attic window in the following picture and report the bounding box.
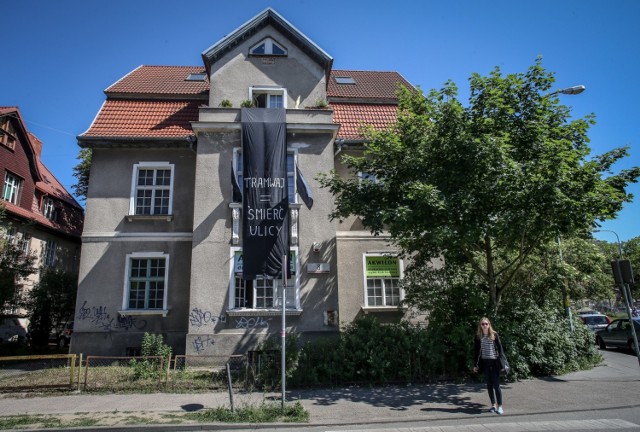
[335,76,356,85]
[249,38,288,56]
[186,73,207,81]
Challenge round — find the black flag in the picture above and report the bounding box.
[241,108,289,279]
[296,162,313,210]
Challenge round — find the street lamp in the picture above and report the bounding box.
[547,85,586,97]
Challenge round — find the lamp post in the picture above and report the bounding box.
[547,85,586,97]
[594,229,640,366]
[550,86,585,330]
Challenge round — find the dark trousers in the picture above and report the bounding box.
[481,358,502,405]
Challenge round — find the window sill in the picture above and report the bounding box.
[118,309,169,317]
[361,306,404,313]
[126,214,174,222]
[226,309,302,317]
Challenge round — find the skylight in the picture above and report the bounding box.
[186,73,207,81]
[335,76,356,85]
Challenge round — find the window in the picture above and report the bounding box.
[2,172,21,204]
[42,197,59,221]
[4,227,17,244]
[358,171,379,184]
[185,73,207,81]
[18,232,31,254]
[43,240,57,267]
[233,149,297,204]
[124,253,168,311]
[229,249,298,310]
[1,118,16,150]
[363,255,403,307]
[335,76,356,85]
[129,163,174,216]
[249,37,287,56]
[250,87,287,108]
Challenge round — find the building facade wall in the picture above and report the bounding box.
[72,146,196,355]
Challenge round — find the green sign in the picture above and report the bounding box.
[366,256,400,277]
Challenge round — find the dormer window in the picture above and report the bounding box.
[42,197,60,222]
[249,37,288,56]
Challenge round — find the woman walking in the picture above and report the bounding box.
[472,317,506,414]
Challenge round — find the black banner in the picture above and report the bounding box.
[241,108,289,279]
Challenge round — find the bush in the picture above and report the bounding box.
[130,333,172,380]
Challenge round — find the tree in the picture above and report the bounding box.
[319,59,639,313]
[0,207,37,313]
[72,147,91,202]
[26,268,78,346]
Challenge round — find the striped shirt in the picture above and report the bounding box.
[480,335,498,359]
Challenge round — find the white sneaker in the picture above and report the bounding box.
[497,406,504,415]
[488,407,496,413]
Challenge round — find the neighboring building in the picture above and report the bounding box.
[73,8,414,357]
[1,106,84,316]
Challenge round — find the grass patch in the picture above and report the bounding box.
[186,401,309,423]
[0,414,100,429]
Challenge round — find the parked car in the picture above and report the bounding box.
[579,313,611,332]
[0,317,28,344]
[49,321,74,348]
[595,318,640,354]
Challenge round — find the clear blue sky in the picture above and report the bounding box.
[3,0,638,242]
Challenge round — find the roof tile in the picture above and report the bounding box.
[106,66,209,97]
[81,99,199,137]
[331,103,397,140]
[328,70,412,100]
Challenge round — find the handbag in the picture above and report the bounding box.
[499,353,510,375]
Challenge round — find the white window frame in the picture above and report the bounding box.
[249,37,288,56]
[228,247,300,311]
[121,252,169,315]
[362,253,404,308]
[43,240,57,267]
[233,148,298,204]
[249,87,287,109]
[42,197,59,221]
[18,232,31,254]
[2,172,21,204]
[129,162,175,216]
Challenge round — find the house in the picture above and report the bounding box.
[0,106,84,316]
[73,8,414,357]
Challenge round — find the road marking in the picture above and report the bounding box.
[327,418,639,432]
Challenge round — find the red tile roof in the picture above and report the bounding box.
[106,66,209,97]
[82,67,411,141]
[328,70,412,100]
[331,103,397,141]
[81,99,200,138]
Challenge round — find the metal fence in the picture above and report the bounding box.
[0,353,250,393]
[0,354,78,391]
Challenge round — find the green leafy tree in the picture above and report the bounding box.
[26,268,78,346]
[0,208,37,313]
[319,59,639,313]
[72,147,91,202]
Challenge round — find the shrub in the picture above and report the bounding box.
[130,333,172,380]
[240,100,255,108]
[219,99,232,108]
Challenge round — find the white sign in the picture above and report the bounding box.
[307,263,330,273]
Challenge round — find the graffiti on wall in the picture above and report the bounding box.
[235,316,271,329]
[189,308,226,328]
[192,335,215,354]
[77,300,147,331]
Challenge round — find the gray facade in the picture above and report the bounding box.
[73,8,409,357]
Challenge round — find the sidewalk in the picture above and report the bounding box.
[0,350,639,427]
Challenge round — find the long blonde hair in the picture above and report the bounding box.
[476,317,497,340]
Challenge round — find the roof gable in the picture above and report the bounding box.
[201,8,332,77]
